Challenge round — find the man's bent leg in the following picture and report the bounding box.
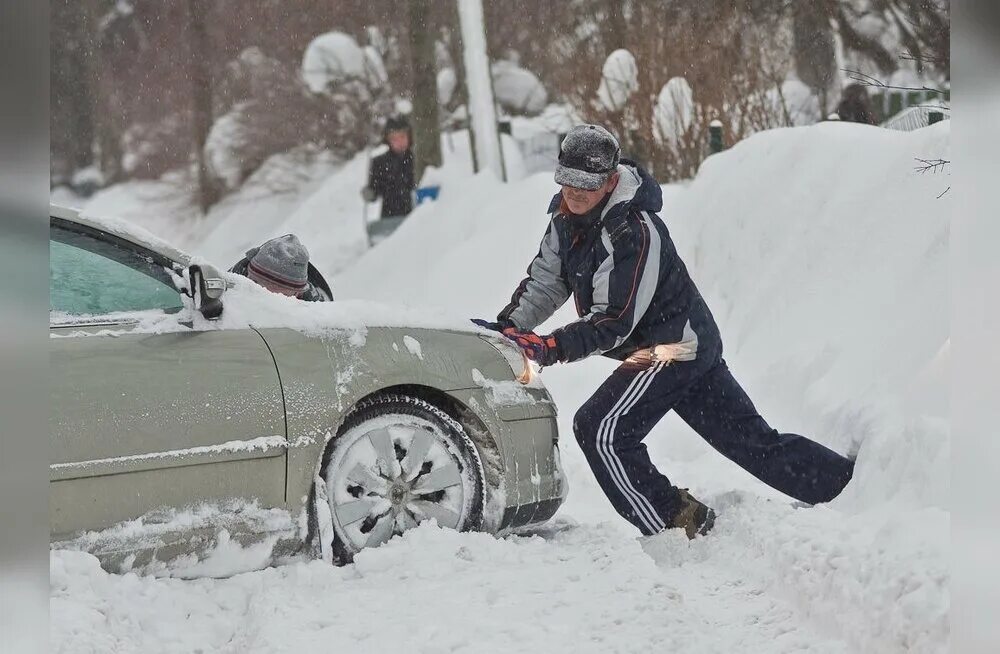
[674,359,855,504]
[573,359,701,535]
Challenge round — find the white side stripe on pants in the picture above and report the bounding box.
[604,362,668,532]
[594,362,667,533]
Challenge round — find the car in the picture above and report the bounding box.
[49,204,567,574]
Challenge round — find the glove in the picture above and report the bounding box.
[470,318,513,333]
[502,327,562,366]
[361,186,377,202]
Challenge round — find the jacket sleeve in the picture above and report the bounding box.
[552,211,661,362]
[406,153,416,190]
[497,220,571,331]
[368,156,383,197]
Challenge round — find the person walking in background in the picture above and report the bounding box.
[836,83,879,125]
[474,124,856,540]
[362,115,416,220]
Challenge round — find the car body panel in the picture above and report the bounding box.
[49,320,287,538]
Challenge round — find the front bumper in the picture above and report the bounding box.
[448,386,567,532]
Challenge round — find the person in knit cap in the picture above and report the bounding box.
[473,124,855,540]
[229,234,331,302]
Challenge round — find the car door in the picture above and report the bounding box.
[49,219,288,540]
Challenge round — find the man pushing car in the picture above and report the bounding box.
[474,124,855,539]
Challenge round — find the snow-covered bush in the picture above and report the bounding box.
[300,31,392,152]
[437,68,458,108]
[121,112,193,180]
[200,37,393,194]
[491,60,547,116]
[437,59,548,119]
[596,49,638,112]
[203,48,328,192]
[767,79,821,126]
[302,32,384,93]
[653,77,695,147]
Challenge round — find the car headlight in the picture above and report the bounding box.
[478,335,537,384]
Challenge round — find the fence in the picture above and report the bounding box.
[882,106,949,132]
[871,86,950,124]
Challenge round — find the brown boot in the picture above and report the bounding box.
[668,489,716,539]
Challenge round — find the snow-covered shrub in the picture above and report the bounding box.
[203,48,329,192]
[121,112,193,180]
[201,38,392,194]
[596,49,638,112]
[653,77,695,147]
[300,31,393,152]
[302,32,381,93]
[437,59,548,120]
[766,79,821,126]
[437,68,458,108]
[491,60,547,117]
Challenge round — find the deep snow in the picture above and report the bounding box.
[51,122,949,653]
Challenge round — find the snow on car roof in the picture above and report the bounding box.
[51,203,193,267]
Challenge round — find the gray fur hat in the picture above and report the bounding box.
[246,234,309,294]
[554,124,621,190]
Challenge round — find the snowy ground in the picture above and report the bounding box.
[51,122,949,653]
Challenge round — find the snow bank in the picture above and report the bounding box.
[667,121,950,512]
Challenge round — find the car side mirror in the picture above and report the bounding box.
[188,264,226,319]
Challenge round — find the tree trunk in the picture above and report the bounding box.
[792,2,837,116]
[69,1,96,172]
[84,0,123,185]
[187,0,220,213]
[407,0,443,183]
[606,1,628,51]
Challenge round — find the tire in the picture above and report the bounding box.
[319,394,485,562]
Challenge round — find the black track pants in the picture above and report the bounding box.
[572,356,855,535]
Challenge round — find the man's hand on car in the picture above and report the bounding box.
[501,327,561,366]
[470,318,513,333]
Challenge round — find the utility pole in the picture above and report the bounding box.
[456,0,505,180]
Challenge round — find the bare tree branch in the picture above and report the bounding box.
[901,50,945,67]
[914,158,951,174]
[843,68,945,95]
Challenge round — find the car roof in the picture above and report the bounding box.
[49,203,193,266]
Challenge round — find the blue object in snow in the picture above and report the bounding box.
[416,185,441,205]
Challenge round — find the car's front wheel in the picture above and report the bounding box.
[320,394,485,561]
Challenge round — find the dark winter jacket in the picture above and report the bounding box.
[368,149,415,218]
[229,258,332,302]
[498,160,722,363]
